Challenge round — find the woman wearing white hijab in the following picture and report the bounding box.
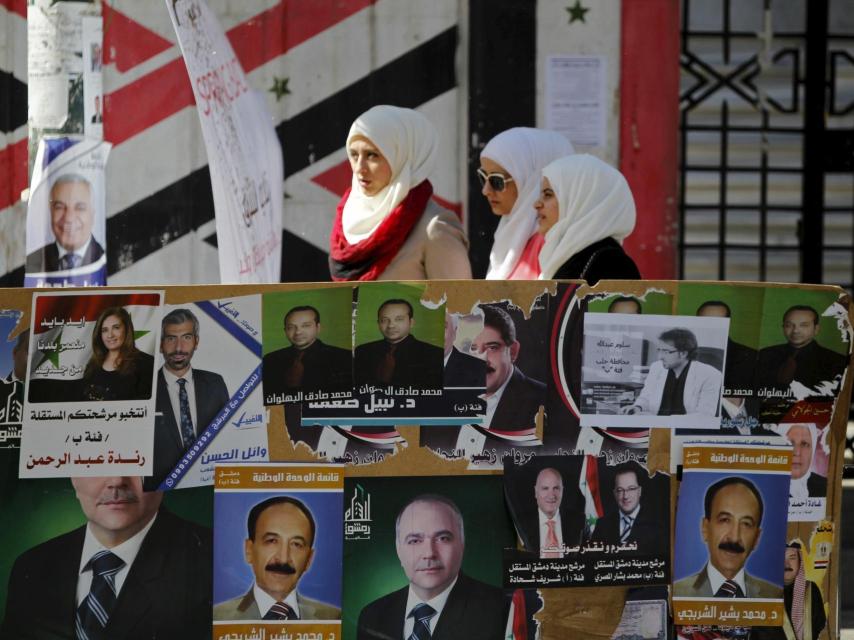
[479,128,574,279]
[534,154,640,284]
[328,105,471,280]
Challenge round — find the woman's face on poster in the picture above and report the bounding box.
[100,314,126,353]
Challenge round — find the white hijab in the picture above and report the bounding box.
[481,128,574,280]
[537,154,636,280]
[342,105,438,243]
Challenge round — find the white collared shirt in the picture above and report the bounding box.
[76,512,158,605]
[789,471,811,498]
[707,562,747,597]
[618,504,641,536]
[253,583,301,619]
[482,366,514,429]
[538,509,564,557]
[443,349,452,368]
[56,236,93,265]
[161,366,197,445]
[403,577,458,638]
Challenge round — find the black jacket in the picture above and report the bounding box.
[551,238,640,285]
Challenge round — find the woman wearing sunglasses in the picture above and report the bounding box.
[534,154,640,284]
[328,105,471,280]
[479,127,574,279]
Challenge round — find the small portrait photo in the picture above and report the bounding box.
[262,286,354,404]
[90,43,102,72]
[585,290,673,316]
[213,490,343,622]
[442,310,485,390]
[354,283,444,392]
[780,539,827,640]
[769,422,828,522]
[673,472,787,606]
[580,312,729,429]
[754,289,849,402]
[343,475,513,640]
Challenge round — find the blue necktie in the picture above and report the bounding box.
[61,253,81,270]
[408,603,436,640]
[75,550,125,639]
[177,378,195,449]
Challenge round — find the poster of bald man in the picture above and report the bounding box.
[25,137,111,287]
[502,454,670,588]
[673,443,790,626]
[343,475,513,640]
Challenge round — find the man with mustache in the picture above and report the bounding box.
[147,308,229,490]
[2,476,212,638]
[776,542,826,640]
[673,477,780,598]
[357,495,506,640]
[213,496,340,621]
[355,299,444,390]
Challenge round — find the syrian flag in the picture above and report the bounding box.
[580,454,605,535]
[29,292,161,381]
[504,589,529,640]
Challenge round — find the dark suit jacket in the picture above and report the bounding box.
[491,368,546,432]
[25,238,105,274]
[723,339,758,392]
[806,473,827,497]
[355,334,443,389]
[1,509,212,640]
[589,505,661,554]
[517,508,584,556]
[444,347,485,388]
[755,340,848,392]
[146,367,229,490]
[356,573,506,640]
[672,564,780,598]
[263,339,352,399]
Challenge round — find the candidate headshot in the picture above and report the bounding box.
[785,423,827,498]
[1,476,212,638]
[443,312,485,388]
[148,308,229,490]
[756,305,847,392]
[621,327,722,417]
[590,463,658,554]
[356,495,505,640]
[673,477,779,598]
[608,296,642,314]
[25,174,104,274]
[472,304,545,432]
[528,467,584,558]
[263,305,352,401]
[213,496,340,621]
[355,299,443,389]
[782,542,826,640]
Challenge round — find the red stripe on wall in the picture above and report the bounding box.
[105,0,374,146]
[102,2,174,73]
[0,0,25,19]
[619,0,680,279]
[0,139,28,211]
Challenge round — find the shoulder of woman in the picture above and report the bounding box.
[423,200,466,239]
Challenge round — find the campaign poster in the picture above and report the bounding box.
[676,283,763,433]
[262,286,354,405]
[0,446,213,637]
[580,313,728,429]
[24,137,111,287]
[769,422,827,522]
[301,283,474,425]
[166,0,283,283]
[420,295,549,468]
[673,444,790,626]
[343,475,514,640]
[213,463,343,639]
[20,291,162,477]
[503,454,669,588]
[154,296,267,491]
[752,288,850,426]
[0,311,25,448]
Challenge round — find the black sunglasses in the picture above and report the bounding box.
[476,168,514,192]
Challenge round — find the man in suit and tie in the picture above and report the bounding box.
[355,299,443,390]
[521,467,584,557]
[26,174,105,274]
[262,305,352,402]
[786,423,827,498]
[590,463,659,553]
[148,308,229,490]
[357,495,506,640]
[673,477,780,599]
[2,476,212,639]
[443,312,485,388]
[213,496,340,621]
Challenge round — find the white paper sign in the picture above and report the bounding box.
[545,55,607,148]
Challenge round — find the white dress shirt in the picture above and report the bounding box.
[538,508,564,557]
[162,366,197,445]
[76,512,158,605]
[707,562,747,597]
[403,577,458,638]
[56,236,94,267]
[253,583,301,618]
